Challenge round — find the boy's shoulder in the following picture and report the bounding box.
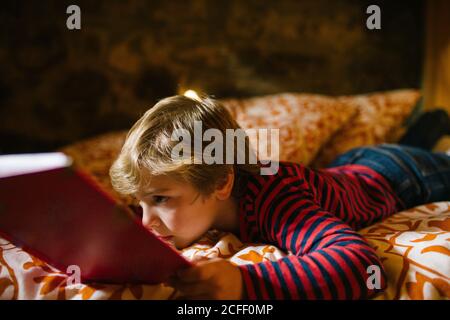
[244,161,310,197]
[257,160,308,179]
[238,161,316,231]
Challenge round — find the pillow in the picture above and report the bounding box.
[311,89,421,168]
[221,93,357,165]
[58,130,131,205]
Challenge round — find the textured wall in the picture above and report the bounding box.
[0,0,423,153]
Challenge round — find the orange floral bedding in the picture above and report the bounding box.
[1,202,449,300]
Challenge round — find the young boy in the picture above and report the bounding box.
[109,94,450,300]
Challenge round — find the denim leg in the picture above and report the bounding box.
[378,144,450,204]
[327,144,450,209]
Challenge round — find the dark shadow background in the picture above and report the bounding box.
[0,0,424,154]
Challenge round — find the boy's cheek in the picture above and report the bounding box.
[174,217,206,236]
[169,211,216,247]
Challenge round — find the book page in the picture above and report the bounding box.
[0,152,73,178]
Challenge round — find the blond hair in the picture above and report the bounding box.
[109,94,260,197]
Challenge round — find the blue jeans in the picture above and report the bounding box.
[327,143,450,209]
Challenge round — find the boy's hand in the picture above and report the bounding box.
[168,257,244,300]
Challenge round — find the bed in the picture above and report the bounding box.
[1,90,449,300]
[1,201,449,300]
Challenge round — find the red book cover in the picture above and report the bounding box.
[0,153,191,284]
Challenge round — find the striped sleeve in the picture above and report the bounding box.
[238,186,387,300]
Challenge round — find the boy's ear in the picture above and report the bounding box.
[215,169,235,200]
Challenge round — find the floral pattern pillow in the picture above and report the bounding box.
[311,89,421,168]
[59,131,132,205]
[220,93,357,165]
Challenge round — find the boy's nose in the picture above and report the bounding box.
[141,208,161,229]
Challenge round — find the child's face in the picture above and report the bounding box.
[135,174,220,249]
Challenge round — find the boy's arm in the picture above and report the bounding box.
[238,189,387,299]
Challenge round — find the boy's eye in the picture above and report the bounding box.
[152,195,169,204]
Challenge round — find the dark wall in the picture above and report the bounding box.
[0,0,424,153]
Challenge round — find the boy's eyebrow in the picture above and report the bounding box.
[142,188,170,196]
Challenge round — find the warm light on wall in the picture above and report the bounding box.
[423,0,450,113]
[183,89,200,101]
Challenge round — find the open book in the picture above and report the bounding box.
[0,152,191,284]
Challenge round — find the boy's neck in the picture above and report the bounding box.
[212,196,240,236]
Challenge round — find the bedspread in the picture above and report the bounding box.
[1,202,449,300]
